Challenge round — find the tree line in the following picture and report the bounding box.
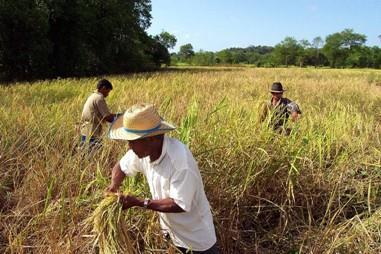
[1,0,380,83]
[172,29,381,69]
[0,0,174,82]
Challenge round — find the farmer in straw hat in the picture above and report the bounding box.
[106,103,218,253]
[79,79,118,150]
[260,82,301,134]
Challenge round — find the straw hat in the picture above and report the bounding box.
[269,82,286,93]
[109,103,175,141]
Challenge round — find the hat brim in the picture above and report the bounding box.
[269,89,286,93]
[108,115,176,141]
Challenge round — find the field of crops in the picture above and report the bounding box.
[1,67,381,253]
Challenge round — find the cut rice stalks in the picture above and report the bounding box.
[86,194,136,254]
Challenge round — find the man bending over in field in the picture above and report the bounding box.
[260,82,301,134]
[79,79,118,150]
[106,103,219,253]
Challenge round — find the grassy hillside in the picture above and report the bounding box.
[1,67,381,253]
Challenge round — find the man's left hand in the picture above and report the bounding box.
[118,193,141,210]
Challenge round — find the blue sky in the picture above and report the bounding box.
[147,0,381,52]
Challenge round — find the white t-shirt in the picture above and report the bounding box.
[119,136,216,251]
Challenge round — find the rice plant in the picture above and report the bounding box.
[85,194,136,254]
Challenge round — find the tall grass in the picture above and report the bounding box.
[1,67,381,253]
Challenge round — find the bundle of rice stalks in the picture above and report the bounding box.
[86,194,136,254]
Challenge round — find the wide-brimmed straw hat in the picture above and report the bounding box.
[269,82,286,93]
[109,103,175,141]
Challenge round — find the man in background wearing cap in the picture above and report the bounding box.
[106,103,218,253]
[79,79,117,150]
[260,82,301,134]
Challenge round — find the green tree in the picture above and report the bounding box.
[372,46,381,68]
[312,36,324,67]
[170,53,180,65]
[154,31,177,50]
[0,0,51,80]
[150,37,170,66]
[232,50,248,64]
[323,29,366,67]
[271,37,303,66]
[192,50,215,65]
[298,39,311,67]
[178,43,195,62]
[152,31,176,66]
[0,0,160,81]
[216,49,233,64]
[76,0,154,73]
[246,51,261,65]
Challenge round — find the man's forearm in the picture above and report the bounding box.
[104,114,116,123]
[122,196,185,213]
[147,198,185,213]
[109,162,125,191]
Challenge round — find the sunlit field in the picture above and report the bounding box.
[1,67,381,253]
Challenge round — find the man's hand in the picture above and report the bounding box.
[118,193,142,210]
[105,184,119,193]
[106,162,126,195]
[291,111,300,122]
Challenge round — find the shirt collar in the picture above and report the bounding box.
[94,90,103,97]
[271,97,282,107]
[150,136,168,165]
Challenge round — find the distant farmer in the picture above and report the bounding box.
[79,79,117,149]
[106,103,218,253]
[260,82,301,134]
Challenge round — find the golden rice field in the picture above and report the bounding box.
[1,67,381,253]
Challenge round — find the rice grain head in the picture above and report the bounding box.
[86,195,136,254]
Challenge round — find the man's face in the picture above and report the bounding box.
[127,137,152,158]
[99,88,112,97]
[271,92,283,101]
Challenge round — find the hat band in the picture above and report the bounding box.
[124,123,161,134]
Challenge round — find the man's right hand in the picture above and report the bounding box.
[106,162,126,196]
[105,185,119,195]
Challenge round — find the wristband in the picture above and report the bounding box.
[143,198,150,209]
